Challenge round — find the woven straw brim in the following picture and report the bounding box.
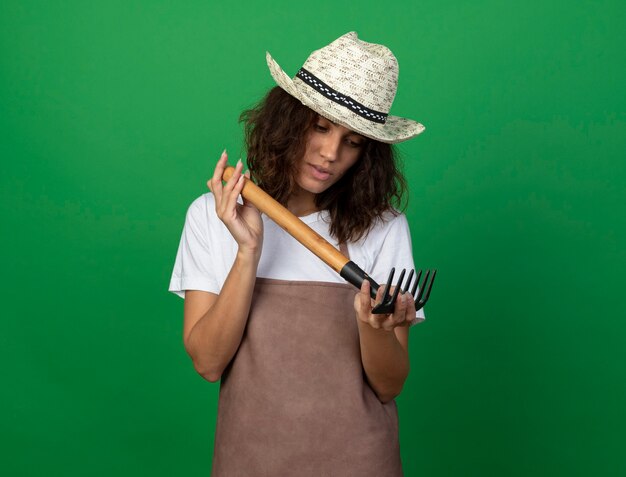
[266,52,425,144]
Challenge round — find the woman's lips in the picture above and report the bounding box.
[307,163,331,181]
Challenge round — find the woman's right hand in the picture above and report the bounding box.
[208,150,263,260]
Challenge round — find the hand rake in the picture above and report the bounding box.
[223,167,436,314]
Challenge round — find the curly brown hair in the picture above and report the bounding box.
[240,86,408,243]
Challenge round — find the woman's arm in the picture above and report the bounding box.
[182,151,263,382]
[183,249,260,382]
[354,280,415,403]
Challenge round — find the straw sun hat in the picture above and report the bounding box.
[266,31,425,144]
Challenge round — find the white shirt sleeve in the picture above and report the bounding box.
[168,195,223,298]
[368,213,426,323]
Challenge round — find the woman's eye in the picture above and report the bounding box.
[346,138,364,148]
[314,124,328,132]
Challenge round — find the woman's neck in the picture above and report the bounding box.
[287,187,319,217]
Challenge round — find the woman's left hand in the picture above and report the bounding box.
[354,280,418,331]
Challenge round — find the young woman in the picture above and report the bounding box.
[169,32,426,476]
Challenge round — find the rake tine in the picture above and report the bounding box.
[378,268,395,304]
[414,270,430,302]
[388,269,406,307]
[415,270,437,311]
[420,270,437,302]
[410,269,423,297]
[402,269,415,294]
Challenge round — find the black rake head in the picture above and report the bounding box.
[371,268,437,314]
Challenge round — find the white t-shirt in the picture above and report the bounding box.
[169,193,425,321]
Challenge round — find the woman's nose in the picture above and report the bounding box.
[319,134,340,162]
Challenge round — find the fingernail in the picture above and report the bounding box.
[221,149,227,158]
[237,158,242,168]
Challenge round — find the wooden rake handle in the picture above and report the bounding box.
[222,166,378,297]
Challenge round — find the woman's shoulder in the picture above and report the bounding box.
[349,209,410,255]
[183,192,218,221]
[366,209,410,239]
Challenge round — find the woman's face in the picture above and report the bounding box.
[295,116,366,195]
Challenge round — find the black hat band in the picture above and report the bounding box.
[296,68,388,124]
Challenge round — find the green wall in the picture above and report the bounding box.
[1,1,624,475]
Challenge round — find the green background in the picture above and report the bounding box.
[2,1,624,475]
